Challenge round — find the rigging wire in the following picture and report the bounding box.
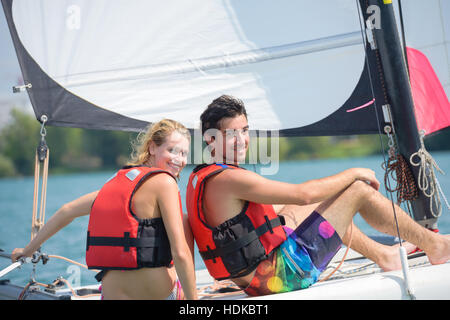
[355,0,404,247]
[394,1,447,221]
[397,0,410,77]
[393,1,446,220]
[355,0,424,299]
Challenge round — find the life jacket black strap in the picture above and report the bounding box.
[86,231,162,252]
[200,215,285,262]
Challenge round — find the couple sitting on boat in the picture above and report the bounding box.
[11,95,450,300]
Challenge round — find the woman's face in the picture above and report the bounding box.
[149,130,190,177]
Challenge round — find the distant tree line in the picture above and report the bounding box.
[0,108,448,178]
[0,108,136,177]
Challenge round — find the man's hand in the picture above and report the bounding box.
[353,168,380,191]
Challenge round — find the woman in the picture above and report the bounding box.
[11,119,198,300]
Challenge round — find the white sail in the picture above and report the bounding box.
[3,0,449,133]
[395,0,450,98]
[8,0,369,132]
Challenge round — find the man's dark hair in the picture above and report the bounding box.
[200,95,248,135]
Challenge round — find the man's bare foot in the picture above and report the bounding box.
[376,241,416,272]
[426,234,450,266]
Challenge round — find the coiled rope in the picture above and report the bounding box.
[410,130,450,217]
[383,153,419,205]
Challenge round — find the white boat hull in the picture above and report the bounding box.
[1,248,449,300]
[196,248,450,300]
[246,262,450,300]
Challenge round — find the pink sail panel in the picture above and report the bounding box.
[407,47,450,135]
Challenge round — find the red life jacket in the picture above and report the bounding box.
[186,163,287,280]
[86,166,180,271]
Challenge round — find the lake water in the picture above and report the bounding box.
[1,152,449,287]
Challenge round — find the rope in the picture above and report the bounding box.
[31,151,48,240]
[356,0,416,299]
[318,222,353,283]
[51,255,243,299]
[18,278,101,300]
[383,153,419,205]
[31,117,49,241]
[47,254,99,271]
[16,254,101,300]
[25,253,241,299]
[18,281,35,300]
[410,131,450,217]
[197,280,244,298]
[52,278,101,299]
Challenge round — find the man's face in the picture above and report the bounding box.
[208,114,249,164]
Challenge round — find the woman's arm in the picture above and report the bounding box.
[154,174,198,300]
[217,167,380,206]
[182,214,195,266]
[11,191,98,262]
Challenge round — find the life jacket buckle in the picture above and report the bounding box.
[264,216,274,234]
[123,232,131,252]
[206,245,216,263]
[278,215,286,226]
[86,231,90,251]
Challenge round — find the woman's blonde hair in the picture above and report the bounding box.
[127,119,190,166]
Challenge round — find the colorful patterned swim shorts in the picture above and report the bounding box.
[244,211,342,296]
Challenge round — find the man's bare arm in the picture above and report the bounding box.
[217,167,379,206]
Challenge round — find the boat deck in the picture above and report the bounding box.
[1,247,448,300]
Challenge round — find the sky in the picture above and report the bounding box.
[0,1,447,129]
[0,10,31,127]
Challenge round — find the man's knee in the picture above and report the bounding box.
[273,204,286,214]
[346,179,375,201]
[278,204,317,230]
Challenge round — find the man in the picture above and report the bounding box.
[186,95,450,296]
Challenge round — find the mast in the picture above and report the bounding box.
[359,0,437,229]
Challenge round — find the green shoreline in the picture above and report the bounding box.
[1,108,449,178]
